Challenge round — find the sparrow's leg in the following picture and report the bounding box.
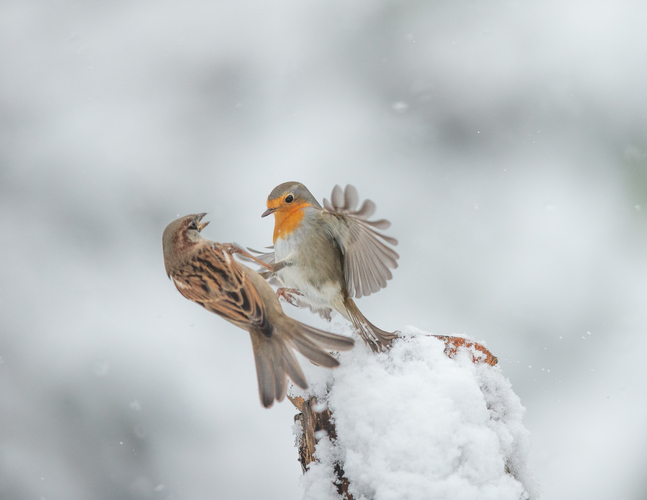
[221,243,275,271]
[276,287,302,307]
[221,243,293,275]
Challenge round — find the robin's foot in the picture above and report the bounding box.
[276,287,302,307]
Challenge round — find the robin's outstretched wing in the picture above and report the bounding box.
[323,184,399,299]
[172,244,267,329]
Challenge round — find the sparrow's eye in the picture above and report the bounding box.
[285,194,294,203]
[189,220,198,230]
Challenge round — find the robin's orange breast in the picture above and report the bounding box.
[272,201,311,243]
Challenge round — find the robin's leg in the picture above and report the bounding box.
[276,287,302,307]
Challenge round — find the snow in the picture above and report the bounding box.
[291,327,539,500]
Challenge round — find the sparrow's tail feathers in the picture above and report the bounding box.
[249,320,354,408]
[250,328,308,408]
[344,297,400,353]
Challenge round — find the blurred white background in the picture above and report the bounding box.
[1,0,646,498]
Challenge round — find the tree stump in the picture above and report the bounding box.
[289,335,498,499]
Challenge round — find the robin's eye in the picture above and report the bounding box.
[285,195,294,203]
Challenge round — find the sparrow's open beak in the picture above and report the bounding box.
[261,207,276,218]
[196,213,210,231]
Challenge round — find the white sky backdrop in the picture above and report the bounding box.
[1,0,647,499]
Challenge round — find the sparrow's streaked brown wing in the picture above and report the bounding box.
[323,184,399,299]
[172,245,266,329]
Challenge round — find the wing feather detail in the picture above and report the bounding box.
[173,245,267,329]
[323,184,399,298]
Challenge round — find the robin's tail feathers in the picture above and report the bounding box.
[344,297,400,353]
[249,320,354,408]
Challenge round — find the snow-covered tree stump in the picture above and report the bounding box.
[289,329,539,500]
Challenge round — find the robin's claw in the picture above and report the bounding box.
[276,287,302,307]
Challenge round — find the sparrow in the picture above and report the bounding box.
[255,182,399,352]
[162,213,355,408]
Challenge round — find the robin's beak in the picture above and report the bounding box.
[261,207,276,218]
[196,213,210,231]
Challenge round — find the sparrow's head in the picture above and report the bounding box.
[162,213,210,276]
[262,181,321,218]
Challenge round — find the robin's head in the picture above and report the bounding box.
[162,213,210,276]
[262,182,321,218]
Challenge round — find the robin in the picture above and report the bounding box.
[256,182,399,352]
[163,213,355,408]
